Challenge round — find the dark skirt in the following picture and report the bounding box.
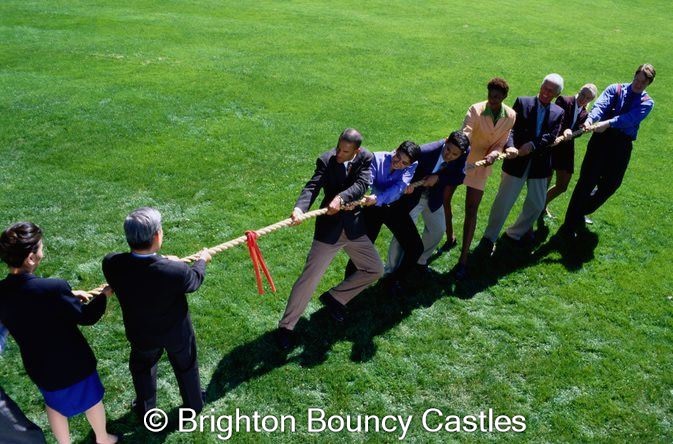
[551,141,574,174]
[39,371,104,418]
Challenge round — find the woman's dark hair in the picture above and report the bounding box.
[396,140,421,163]
[0,222,43,268]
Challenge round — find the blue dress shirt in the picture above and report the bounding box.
[370,151,417,206]
[587,83,654,140]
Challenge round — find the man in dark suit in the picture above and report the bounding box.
[387,131,469,273]
[481,74,565,250]
[102,207,211,417]
[277,128,383,349]
[544,84,597,217]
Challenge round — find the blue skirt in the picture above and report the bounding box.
[39,371,105,417]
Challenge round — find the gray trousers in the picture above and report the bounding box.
[279,232,383,330]
[386,194,445,272]
[483,168,547,242]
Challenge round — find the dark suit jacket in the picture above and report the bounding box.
[502,96,564,179]
[102,254,206,350]
[401,140,468,213]
[295,148,373,244]
[0,274,106,391]
[554,95,588,151]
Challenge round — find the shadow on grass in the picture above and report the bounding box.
[532,228,599,272]
[93,227,598,442]
[204,268,452,405]
[203,227,583,405]
[447,224,598,300]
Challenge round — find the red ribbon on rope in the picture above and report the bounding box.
[245,231,276,295]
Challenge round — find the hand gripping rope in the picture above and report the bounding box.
[465,123,600,170]
[81,198,368,297]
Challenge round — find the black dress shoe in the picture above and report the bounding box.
[275,327,294,351]
[319,292,346,322]
[502,232,522,246]
[475,237,495,257]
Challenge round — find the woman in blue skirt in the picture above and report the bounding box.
[0,222,118,444]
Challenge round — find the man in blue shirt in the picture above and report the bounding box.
[561,64,655,237]
[344,141,422,292]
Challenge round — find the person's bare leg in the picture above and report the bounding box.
[46,405,71,444]
[84,401,117,444]
[545,170,572,217]
[458,186,483,265]
[442,185,458,246]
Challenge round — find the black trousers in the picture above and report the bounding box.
[345,203,423,280]
[129,317,203,414]
[0,387,46,444]
[564,128,633,229]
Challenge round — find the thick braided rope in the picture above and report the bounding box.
[549,123,598,147]
[82,199,366,296]
[468,124,599,170]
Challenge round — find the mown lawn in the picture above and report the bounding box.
[1,1,672,442]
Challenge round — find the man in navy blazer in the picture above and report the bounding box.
[387,131,469,272]
[277,128,383,349]
[482,74,565,250]
[103,207,211,417]
[544,84,597,217]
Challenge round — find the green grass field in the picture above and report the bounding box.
[1,0,672,442]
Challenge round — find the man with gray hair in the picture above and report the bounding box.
[102,207,211,418]
[479,74,565,253]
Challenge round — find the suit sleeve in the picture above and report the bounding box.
[577,109,589,127]
[182,259,207,293]
[294,156,327,212]
[555,96,571,130]
[55,281,107,326]
[338,151,372,204]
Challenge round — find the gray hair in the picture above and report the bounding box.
[124,207,162,249]
[579,83,598,99]
[542,73,564,94]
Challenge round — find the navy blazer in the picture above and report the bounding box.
[401,140,467,213]
[0,274,106,391]
[102,254,206,350]
[295,148,373,244]
[502,96,564,179]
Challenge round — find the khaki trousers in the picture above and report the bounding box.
[279,232,383,330]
